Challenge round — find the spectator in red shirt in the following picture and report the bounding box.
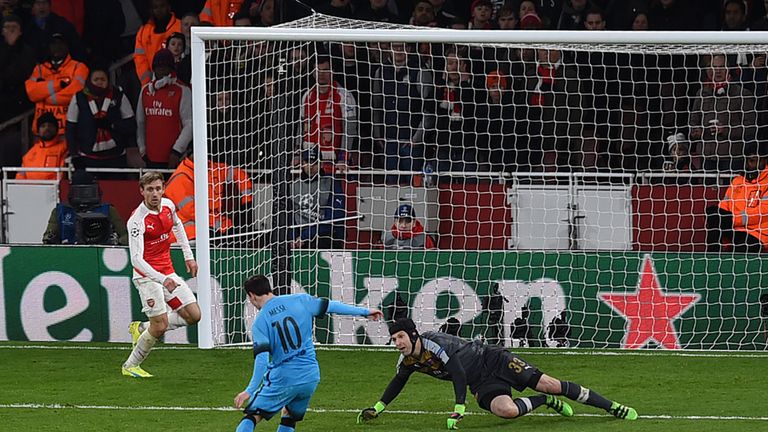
[136,48,192,169]
[300,55,357,169]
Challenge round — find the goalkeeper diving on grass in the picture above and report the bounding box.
[234,275,383,432]
[358,318,637,429]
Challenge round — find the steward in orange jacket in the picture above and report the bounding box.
[199,0,245,26]
[164,153,254,241]
[24,34,88,133]
[134,0,180,85]
[707,142,768,253]
[17,111,67,180]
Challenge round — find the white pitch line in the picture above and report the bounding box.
[315,347,768,359]
[0,403,766,421]
[0,345,185,351]
[1,344,767,359]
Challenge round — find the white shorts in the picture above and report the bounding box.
[134,273,197,318]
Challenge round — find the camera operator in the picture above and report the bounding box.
[42,170,127,245]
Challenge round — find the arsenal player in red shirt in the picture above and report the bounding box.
[121,171,198,378]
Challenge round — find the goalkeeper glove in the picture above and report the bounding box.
[446,404,465,430]
[357,401,386,424]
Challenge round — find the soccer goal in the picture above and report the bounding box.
[190,15,768,350]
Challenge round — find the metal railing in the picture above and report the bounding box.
[635,171,735,184]
[0,166,731,248]
[0,109,34,154]
[0,165,735,184]
[108,53,135,84]
[0,166,175,181]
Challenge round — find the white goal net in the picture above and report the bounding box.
[191,16,768,351]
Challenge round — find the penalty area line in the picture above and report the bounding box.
[1,403,766,421]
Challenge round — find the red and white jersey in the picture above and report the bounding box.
[136,78,192,164]
[300,82,357,158]
[127,197,194,283]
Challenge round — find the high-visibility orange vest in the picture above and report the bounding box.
[199,0,245,26]
[164,158,254,240]
[25,56,88,132]
[134,15,181,86]
[164,158,197,239]
[17,135,68,180]
[719,167,768,246]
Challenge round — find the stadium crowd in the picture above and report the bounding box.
[2,0,768,251]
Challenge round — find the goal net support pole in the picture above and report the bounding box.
[191,29,213,349]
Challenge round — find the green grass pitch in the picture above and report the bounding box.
[0,342,766,431]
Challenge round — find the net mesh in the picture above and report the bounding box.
[199,14,768,350]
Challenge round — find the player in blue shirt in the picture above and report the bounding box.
[234,275,383,432]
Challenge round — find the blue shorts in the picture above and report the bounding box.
[245,380,319,421]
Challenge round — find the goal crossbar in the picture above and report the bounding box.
[191,28,768,45]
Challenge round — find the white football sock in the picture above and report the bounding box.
[123,330,158,368]
[165,311,189,331]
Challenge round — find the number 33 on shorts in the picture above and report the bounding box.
[507,357,527,373]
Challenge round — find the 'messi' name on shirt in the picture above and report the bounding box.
[268,304,287,316]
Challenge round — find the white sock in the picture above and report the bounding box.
[123,330,158,368]
[166,311,189,331]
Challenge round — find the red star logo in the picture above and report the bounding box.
[598,255,700,350]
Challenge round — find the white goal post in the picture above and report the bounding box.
[190,23,768,350]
